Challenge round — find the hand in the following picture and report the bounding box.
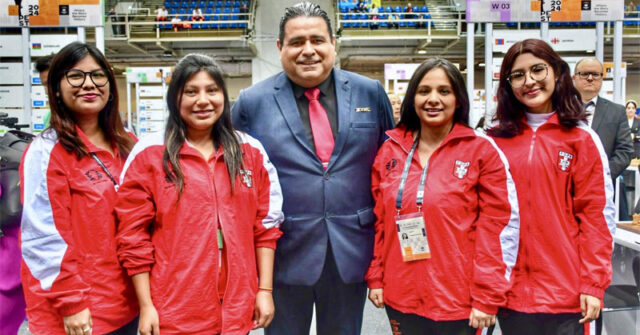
[253,290,275,329]
[368,288,384,308]
[579,294,601,324]
[63,308,92,335]
[468,308,496,329]
[138,304,160,335]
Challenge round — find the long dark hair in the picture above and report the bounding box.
[163,54,242,194]
[488,39,585,138]
[47,42,134,159]
[396,57,470,133]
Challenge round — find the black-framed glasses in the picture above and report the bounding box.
[575,71,603,80]
[64,69,109,88]
[507,63,549,88]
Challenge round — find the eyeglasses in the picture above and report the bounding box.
[64,69,109,88]
[575,71,603,80]
[507,63,549,88]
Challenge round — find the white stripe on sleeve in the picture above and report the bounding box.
[477,131,521,281]
[578,124,616,238]
[237,131,284,229]
[20,132,68,290]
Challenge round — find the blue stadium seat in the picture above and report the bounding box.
[398,14,406,27]
[180,1,188,8]
[350,13,359,27]
[385,6,392,13]
[212,8,221,28]
[341,13,350,28]
[207,1,214,8]
[169,8,177,14]
[225,0,232,7]
[221,7,230,28]
[394,6,401,12]
[360,13,369,27]
[231,7,239,28]
[216,0,223,7]
[420,6,427,12]
[178,8,186,14]
[189,1,197,8]
[234,0,241,7]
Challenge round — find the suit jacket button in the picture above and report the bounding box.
[323,173,330,180]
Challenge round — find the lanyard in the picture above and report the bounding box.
[395,138,429,214]
[91,153,119,191]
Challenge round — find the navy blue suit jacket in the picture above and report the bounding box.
[232,69,394,285]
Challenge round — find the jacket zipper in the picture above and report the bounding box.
[524,131,536,308]
[207,155,229,328]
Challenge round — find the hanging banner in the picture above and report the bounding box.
[126,67,172,84]
[0,0,103,27]
[467,0,541,22]
[467,0,624,22]
[542,0,624,21]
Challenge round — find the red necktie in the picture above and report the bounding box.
[305,88,334,169]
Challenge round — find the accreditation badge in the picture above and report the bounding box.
[395,212,431,261]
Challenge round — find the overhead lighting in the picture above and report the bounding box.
[586,49,594,53]
[416,49,427,54]
[479,63,485,67]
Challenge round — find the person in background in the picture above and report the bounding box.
[232,2,394,334]
[155,5,168,21]
[35,54,54,128]
[369,4,379,30]
[573,57,632,220]
[192,7,204,21]
[387,93,402,124]
[626,100,640,159]
[488,39,614,335]
[116,54,283,335]
[367,57,519,335]
[20,42,138,335]
[107,8,119,36]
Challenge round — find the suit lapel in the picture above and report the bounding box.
[273,73,316,156]
[591,97,606,131]
[328,69,351,170]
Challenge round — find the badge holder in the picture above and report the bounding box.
[395,138,432,262]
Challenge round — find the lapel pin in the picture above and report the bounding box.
[355,107,371,112]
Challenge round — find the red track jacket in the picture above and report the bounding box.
[366,124,520,320]
[490,114,614,313]
[19,128,138,334]
[115,131,283,334]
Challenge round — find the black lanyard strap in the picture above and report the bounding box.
[91,153,119,191]
[395,138,429,213]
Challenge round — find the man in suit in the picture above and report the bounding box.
[232,2,394,334]
[574,57,633,220]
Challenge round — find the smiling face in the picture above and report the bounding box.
[277,16,336,88]
[414,67,458,131]
[179,70,225,138]
[59,56,110,120]
[509,53,556,114]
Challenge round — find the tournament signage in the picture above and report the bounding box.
[0,0,103,27]
[492,29,596,53]
[467,0,624,22]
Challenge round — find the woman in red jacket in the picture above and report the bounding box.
[365,57,520,335]
[20,42,138,335]
[488,39,615,334]
[115,54,284,335]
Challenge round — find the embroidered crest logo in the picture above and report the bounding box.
[453,160,470,179]
[558,151,573,172]
[85,169,103,182]
[239,169,253,188]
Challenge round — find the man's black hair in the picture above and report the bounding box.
[278,2,332,43]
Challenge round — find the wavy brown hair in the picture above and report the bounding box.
[47,42,134,159]
[488,39,585,138]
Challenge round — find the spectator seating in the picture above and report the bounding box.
[337,1,431,29]
[160,0,249,29]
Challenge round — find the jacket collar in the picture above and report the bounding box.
[75,125,120,157]
[179,139,225,161]
[386,123,476,153]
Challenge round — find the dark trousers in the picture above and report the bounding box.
[106,316,138,335]
[498,308,587,335]
[265,245,367,335]
[385,305,476,335]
